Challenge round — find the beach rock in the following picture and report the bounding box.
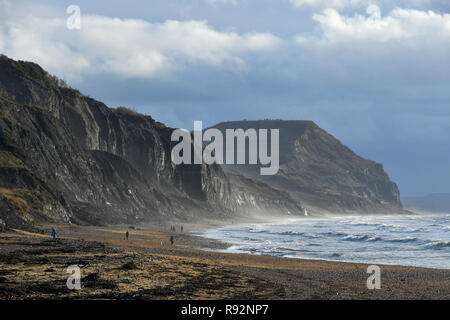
[82,273,100,283]
[121,261,138,270]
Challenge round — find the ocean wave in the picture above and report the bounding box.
[330,252,343,257]
[342,221,424,233]
[226,245,243,251]
[255,229,320,238]
[267,247,306,253]
[248,228,268,234]
[387,237,419,243]
[342,234,418,243]
[423,240,450,249]
[279,231,306,236]
[342,234,381,241]
[344,222,386,228]
[321,231,348,237]
[306,243,321,246]
[248,228,307,236]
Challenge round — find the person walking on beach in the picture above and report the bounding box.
[51,228,58,241]
[180,225,183,233]
[170,236,174,245]
[125,231,129,240]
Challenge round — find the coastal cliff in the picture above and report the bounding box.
[0,55,302,229]
[212,120,403,213]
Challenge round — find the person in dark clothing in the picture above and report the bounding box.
[51,228,58,241]
[125,231,129,240]
[180,226,183,232]
[170,236,174,245]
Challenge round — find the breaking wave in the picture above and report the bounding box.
[203,213,450,269]
[424,240,450,249]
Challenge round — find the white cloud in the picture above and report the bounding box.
[289,0,442,10]
[206,0,239,5]
[289,0,363,9]
[299,6,450,43]
[0,1,280,82]
[293,5,450,90]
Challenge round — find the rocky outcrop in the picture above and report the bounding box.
[0,55,302,229]
[211,120,403,213]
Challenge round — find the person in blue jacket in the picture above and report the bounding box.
[51,228,58,241]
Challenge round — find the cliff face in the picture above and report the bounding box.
[0,56,302,229]
[212,120,403,213]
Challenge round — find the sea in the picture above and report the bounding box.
[202,214,450,269]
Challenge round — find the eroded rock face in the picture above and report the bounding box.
[0,55,302,228]
[212,120,403,213]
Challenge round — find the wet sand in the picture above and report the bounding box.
[0,222,448,300]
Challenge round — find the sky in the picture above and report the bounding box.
[0,0,449,197]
